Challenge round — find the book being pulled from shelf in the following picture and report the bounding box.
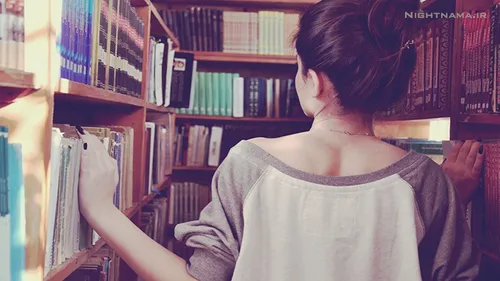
[53,0,144,97]
[45,125,134,275]
[0,126,26,281]
[460,7,500,113]
[65,247,120,281]
[380,18,453,117]
[0,0,24,71]
[161,7,299,55]
[178,72,305,119]
[144,119,174,195]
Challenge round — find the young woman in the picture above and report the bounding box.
[78,0,483,280]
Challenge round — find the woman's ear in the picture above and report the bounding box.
[308,69,323,98]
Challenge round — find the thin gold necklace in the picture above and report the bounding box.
[312,126,374,136]
[327,129,373,136]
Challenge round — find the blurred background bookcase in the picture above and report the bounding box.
[0,0,499,280]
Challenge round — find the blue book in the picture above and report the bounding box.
[0,126,10,281]
[8,143,25,281]
[85,0,94,85]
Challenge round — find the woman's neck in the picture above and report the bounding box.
[310,110,375,136]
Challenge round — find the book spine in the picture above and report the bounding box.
[219,73,226,116]
[212,72,219,115]
[205,72,213,115]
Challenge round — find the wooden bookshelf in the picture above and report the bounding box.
[146,102,176,113]
[459,114,500,125]
[44,205,141,281]
[132,0,180,47]
[1,0,498,280]
[0,68,36,89]
[193,51,297,65]
[175,114,312,123]
[173,166,217,172]
[0,68,37,104]
[378,110,451,122]
[55,79,145,107]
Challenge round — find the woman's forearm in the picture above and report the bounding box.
[84,204,196,281]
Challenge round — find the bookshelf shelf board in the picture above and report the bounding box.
[44,239,107,281]
[193,51,297,65]
[142,178,169,205]
[175,114,313,123]
[459,114,500,125]
[55,79,145,107]
[378,110,450,122]
[0,68,36,103]
[146,102,176,113]
[44,204,140,281]
[152,176,171,190]
[173,166,217,171]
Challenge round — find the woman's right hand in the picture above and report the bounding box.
[78,130,119,218]
[441,140,484,206]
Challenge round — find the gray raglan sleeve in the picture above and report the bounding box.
[174,148,265,281]
[406,159,480,281]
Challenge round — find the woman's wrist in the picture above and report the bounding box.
[80,201,118,225]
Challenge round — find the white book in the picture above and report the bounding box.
[208,126,223,167]
[145,122,155,193]
[232,77,244,117]
[188,60,198,112]
[0,0,8,68]
[154,42,164,106]
[0,214,9,281]
[164,39,175,107]
[44,129,63,275]
[168,184,175,224]
[148,40,156,103]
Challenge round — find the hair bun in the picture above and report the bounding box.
[367,0,420,51]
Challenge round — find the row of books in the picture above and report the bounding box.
[44,125,135,275]
[141,198,169,246]
[461,7,500,114]
[0,127,25,281]
[381,138,444,164]
[144,118,175,195]
[147,37,196,108]
[55,0,145,97]
[168,182,210,226]
[178,72,305,119]
[66,247,120,281]
[161,8,299,55]
[165,181,210,260]
[478,142,500,258]
[0,0,24,71]
[380,19,453,117]
[173,125,223,168]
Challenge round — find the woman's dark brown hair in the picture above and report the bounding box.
[295,0,420,113]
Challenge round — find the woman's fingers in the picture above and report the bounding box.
[466,141,482,168]
[447,141,463,162]
[472,147,485,177]
[457,140,473,163]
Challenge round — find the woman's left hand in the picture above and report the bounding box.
[441,140,484,206]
